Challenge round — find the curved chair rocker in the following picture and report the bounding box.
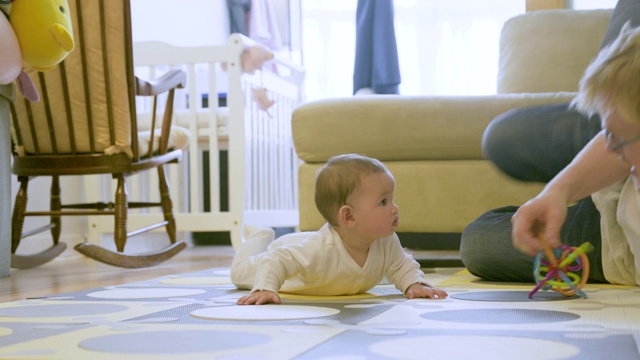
[9,0,189,269]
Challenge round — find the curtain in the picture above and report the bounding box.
[302,0,526,101]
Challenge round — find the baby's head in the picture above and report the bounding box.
[315,153,391,226]
[572,22,640,124]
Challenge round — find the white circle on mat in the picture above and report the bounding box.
[370,335,579,359]
[160,277,231,285]
[191,305,339,321]
[87,288,206,299]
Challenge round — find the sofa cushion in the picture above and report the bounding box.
[137,126,191,157]
[497,9,611,94]
[600,0,640,49]
[291,93,575,163]
[297,160,545,232]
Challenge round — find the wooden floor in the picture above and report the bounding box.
[0,245,236,303]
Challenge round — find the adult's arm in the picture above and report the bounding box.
[511,131,629,255]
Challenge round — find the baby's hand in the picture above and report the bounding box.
[405,283,448,299]
[237,290,281,305]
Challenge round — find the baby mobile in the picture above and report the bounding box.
[240,43,276,113]
[221,40,276,115]
[529,234,594,299]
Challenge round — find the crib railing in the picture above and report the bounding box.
[84,34,304,250]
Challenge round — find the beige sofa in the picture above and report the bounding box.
[291,9,613,235]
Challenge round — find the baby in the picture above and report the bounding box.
[230,153,448,305]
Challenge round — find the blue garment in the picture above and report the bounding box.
[353,0,401,95]
[227,0,251,36]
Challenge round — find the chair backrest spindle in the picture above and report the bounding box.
[37,72,59,154]
[58,63,77,154]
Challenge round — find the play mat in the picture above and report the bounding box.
[0,267,638,359]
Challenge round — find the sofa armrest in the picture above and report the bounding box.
[292,92,576,163]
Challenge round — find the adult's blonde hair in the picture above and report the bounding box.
[315,153,390,226]
[572,22,640,124]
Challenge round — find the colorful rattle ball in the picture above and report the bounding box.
[529,241,594,299]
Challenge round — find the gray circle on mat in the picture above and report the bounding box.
[451,290,577,302]
[421,309,579,324]
[0,304,128,318]
[79,330,271,354]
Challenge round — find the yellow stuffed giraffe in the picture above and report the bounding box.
[10,0,74,72]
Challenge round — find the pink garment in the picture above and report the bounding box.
[248,0,282,50]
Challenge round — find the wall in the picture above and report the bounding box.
[130,0,230,46]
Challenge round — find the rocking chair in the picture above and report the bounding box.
[9,0,189,268]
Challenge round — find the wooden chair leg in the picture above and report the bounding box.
[74,170,186,269]
[11,177,28,254]
[158,165,177,244]
[50,176,61,244]
[114,174,128,253]
[11,176,67,269]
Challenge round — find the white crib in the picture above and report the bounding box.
[84,34,305,250]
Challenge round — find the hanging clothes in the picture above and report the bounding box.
[248,0,283,50]
[353,0,401,95]
[227,0,251,36]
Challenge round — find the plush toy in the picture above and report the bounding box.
[240,44,274,74]
[0,0,75,101]
[0,10,22,85]
[251,87,274,111]
[10,0,75,72]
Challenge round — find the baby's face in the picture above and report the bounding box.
[347,171,399,239]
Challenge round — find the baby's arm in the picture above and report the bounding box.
[237,290,281,305]
[405,283,448,300]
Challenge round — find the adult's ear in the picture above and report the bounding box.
[337,205,356,227]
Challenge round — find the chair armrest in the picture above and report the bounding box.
[135,69,187,96]
[133,69,187,159]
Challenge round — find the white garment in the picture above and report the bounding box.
[248,0,282,50]
[230,223,431,295]
[591,176,640,285]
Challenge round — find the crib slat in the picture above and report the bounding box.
[207,62,221,214]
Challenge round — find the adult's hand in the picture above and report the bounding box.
[511,191,568,256]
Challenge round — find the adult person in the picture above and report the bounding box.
[460,0,640,285]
